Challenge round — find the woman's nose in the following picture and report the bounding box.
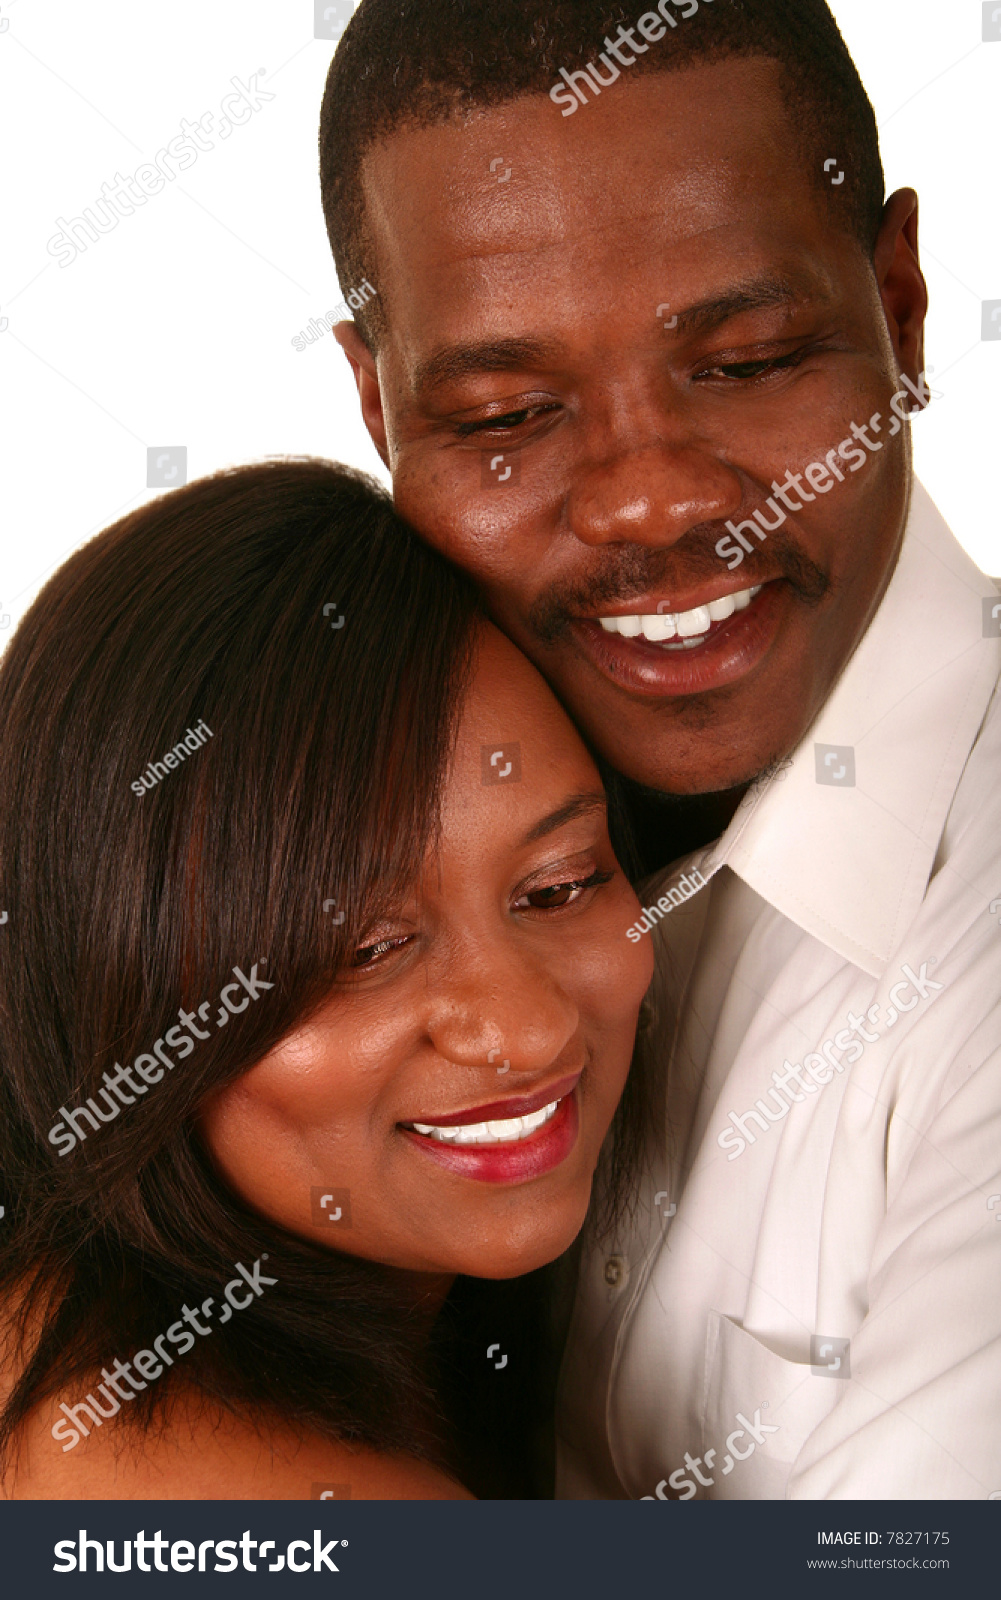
[425,941,580,1076]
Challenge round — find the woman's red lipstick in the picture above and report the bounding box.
[399,1073,581,1184]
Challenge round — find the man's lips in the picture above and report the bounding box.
[568,578,787,698]
[399,1070,581,1130]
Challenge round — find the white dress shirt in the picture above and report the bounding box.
[556,479,1001,1500]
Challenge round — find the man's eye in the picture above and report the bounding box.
[460,409,533,432]
[697,352,805,383]
[454,403,559,437]
[718,361,776,379]
[516,869,614,911]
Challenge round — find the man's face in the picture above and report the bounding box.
[339,58,928,794]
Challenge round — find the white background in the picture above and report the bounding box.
[1,0,998,637]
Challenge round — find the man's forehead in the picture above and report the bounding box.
[358,63,830,359]
[359,57,798,241]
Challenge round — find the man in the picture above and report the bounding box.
[318,0,1001,1498]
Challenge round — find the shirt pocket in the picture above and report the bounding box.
[700,1311,842,1499]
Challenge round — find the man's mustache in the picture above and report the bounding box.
[528,525,830,644]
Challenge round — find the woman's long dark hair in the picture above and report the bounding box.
[0,458,649,1496]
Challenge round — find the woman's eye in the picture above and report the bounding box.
[515,869,614,911]
[351,935,411,968]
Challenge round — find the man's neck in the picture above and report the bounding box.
[615,777,748,880]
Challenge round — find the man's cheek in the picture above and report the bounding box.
[435,515,542,604]
[394,470,500,568]
[398,447,554,560]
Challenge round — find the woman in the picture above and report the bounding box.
[0,458,653,1500]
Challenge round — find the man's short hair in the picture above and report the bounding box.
[319,0,885,352]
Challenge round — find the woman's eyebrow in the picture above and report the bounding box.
[520,791,607,846]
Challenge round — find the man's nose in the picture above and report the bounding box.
[426,943,580,1077]
[567,441,741,549]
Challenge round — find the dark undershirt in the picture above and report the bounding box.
[606,769,749,882]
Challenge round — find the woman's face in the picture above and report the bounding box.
[200,625,653,1280]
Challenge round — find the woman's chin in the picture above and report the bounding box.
[446,1189,594,1280]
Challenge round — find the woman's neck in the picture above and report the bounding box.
[396,1271,455,1333]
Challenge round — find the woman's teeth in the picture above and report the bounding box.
[598,585,762,647]
[409,1099,560,1145]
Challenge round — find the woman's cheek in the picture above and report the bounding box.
[603,886,656,1003]
[574,905,654,1041]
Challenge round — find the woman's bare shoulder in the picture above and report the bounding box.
[5,1388,473,1501]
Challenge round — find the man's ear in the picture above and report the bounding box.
[334,322,390,468]
[873,188,929,398]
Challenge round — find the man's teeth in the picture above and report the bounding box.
[599,585,762,645]
[409,1099,560,1145]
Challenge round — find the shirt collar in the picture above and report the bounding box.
[691,478,1001,978]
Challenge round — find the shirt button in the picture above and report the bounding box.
[604,1256,628,1290]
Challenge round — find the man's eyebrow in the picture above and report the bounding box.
[411,337,561,397]
[521,792,607,846]
[672,276,813,337]
[410,279,820,395]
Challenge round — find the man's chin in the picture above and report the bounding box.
[610,754,783,800]
[575,694,805,798]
